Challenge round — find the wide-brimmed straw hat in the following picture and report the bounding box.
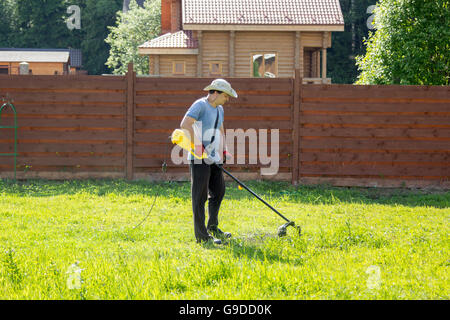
[204,79,238,98]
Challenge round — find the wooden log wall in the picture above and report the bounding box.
[0,66,449,188]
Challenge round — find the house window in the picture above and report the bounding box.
[209,62,223,76]
[172,61,185,75]
[0,65,8,74]
[252,53,277,78]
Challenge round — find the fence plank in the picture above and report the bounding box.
[0,157,124,166]
[298,177,450,188]
[133,143,292,156]
[135,94,292,106]
[302,84,450,100]
[300,138,450,150]
[299,163,449,177]
[6,92,125,104]
[135,119,291,130]
[135,106,291,117]
[2,130,124,141]
[135,77,291,92]
[301,102,450,113]
[300,152,450,163]
[11,104,124,115]
[0,75,126,90]
[300,127,450,138]
[133,132,293,144]
[0,143,124,153]
[300,114,450,126]
[133,157,291,168]
[10,118,125,128]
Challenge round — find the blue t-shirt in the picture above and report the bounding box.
[185,97,224,162]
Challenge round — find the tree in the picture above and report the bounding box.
[105,0,160,75]
[327,0,376,84]
[14,0,74,48]
[1,0,123,75]
[356,0,449,85]
[0,0,15,47]
[82,0,123,75]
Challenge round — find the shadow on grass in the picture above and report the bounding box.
[1,178,448,208]
[223,233,305,265]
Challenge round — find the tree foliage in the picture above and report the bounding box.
[105,0,160,75]
[0,0,15,47]
[82,0,124,75]
[356,0,449,85]
[0,0,123,75]
[14,0,74,48]
[327,0,376,84]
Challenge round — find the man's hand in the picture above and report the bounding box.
[194,144,205,158]
[223,150,233,163]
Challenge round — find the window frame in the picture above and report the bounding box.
[208,61,223,77]
[250,52,278,78]
[172,60,186,76]
[0,65,9,75]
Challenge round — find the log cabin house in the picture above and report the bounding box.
[138,0,344,83]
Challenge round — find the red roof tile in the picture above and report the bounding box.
[183,0,344,25]
[139,30,198,49]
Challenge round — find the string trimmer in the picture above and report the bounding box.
[171,129,301,237]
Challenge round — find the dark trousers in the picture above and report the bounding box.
[189,161,225,242]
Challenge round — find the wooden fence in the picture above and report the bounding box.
[297,84,450,188]
[0,64,449,188]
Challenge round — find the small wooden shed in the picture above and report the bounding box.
[139,0,344,83]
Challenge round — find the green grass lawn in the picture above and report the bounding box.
[0,179,448,299]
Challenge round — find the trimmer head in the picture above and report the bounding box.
[277,221,301,237]
[217,166,301,239]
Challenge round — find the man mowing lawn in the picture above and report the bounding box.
[179,79,237,245]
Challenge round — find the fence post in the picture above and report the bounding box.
[126,63,135,180]
[291,69,301,185]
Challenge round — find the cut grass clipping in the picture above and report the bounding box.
[0,179,448,299]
